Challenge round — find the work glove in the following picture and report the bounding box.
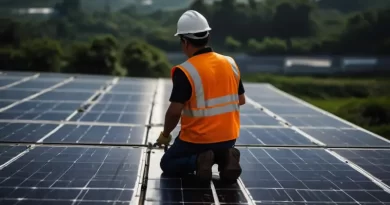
[155,131,172,147]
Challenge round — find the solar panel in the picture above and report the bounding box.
[90,102,151,113]
[148,127,313,146]
[0,89,40,100]
[239,147,390,203]
[34,90,96,101]
[0,146,144,204]
[240,113,282,126]
[145,150,215,204]
[43,125,147,144]
[55,82,107,91]
[8,101,81,112]
[1,73,390,205]
[281,115,353,128]
[0,110,72,121]
[302,128,390,147]
[99,93,154,103]
[0,101,14,108]
[110,84,156,93]
[0,145,28,166]
[334,149,390,187]
[0,123,58,142]
[0,79,21,87]
[11,79,63,90]
[262,104,323,115]
[71,111,149,124]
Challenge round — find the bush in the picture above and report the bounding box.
[121,40,171,78]
[65,35,126,76]
[247,37,288,55]
[20,38,64,72]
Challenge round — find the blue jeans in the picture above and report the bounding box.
[160,136,236,176]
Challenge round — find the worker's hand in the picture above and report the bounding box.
[156,131,172,147]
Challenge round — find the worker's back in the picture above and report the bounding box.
[173,51,241,144]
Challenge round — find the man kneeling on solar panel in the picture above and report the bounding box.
[153,10,247,183]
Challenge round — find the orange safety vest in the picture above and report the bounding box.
[171,52,241,144]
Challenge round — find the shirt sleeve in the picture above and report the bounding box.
[169,68,192,104]
[238,79,245,95]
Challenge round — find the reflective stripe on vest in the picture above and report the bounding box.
[180,56,240,117]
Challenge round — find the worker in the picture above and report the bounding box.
[154,10,246,183]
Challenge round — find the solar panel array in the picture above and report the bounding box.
[0,71,389,205]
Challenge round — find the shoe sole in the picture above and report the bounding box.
[220,148,242,182]
[196,150,214,181]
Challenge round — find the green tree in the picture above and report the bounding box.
[20,38,63,72]
[121,40,171,78]
[65,35,125,76]
[225,36,242,52]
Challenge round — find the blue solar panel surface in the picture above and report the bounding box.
[0,71,389,204]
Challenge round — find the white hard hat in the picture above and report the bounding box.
[174,10,211,37]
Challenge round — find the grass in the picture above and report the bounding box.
[242,74,390,139]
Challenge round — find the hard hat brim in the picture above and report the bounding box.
[174,28,212,37]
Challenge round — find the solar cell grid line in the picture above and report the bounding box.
[33,90,98,102]
[35,78,119,143]
[68,78,154,125]
[280,115,354,128]
[332,149,390,188]
[238,147,390,204]
[7,100,82,112]
[145,150,217,204]
[0,74,39,90]
[260,104,324,116]
[0,145,29,168]
[0,77,75,113]
[301,128,390,147]
[10,78,68,90]
[0,100,15,109]
[147,126,314,146]
[54,81,111,91]
[245,96,349,147]
[0,123,58,143]
[89,102,152,113]
[0,89,41,101]
[265,84,390,146]
[0,101,83,122]
[42,124,147,145]
[0,110,76,121]
[0,146,144,204]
